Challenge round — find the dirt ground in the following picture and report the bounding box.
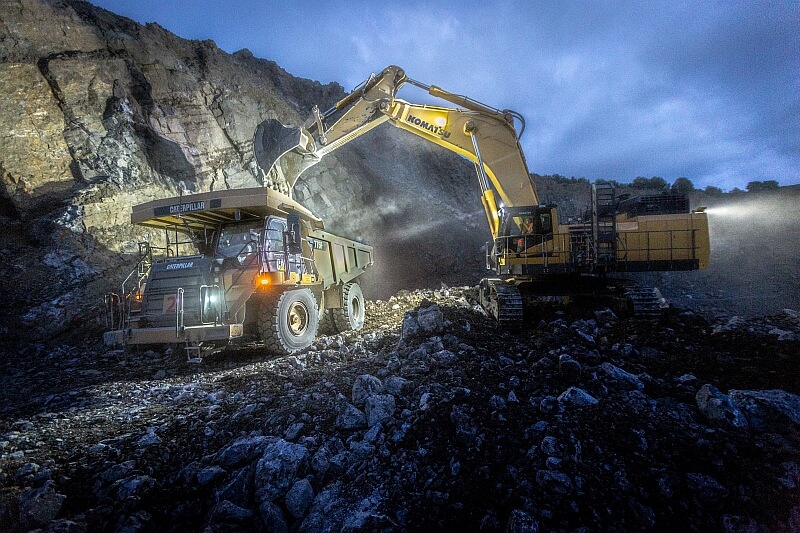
[1,289,799,531]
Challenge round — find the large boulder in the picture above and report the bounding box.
[729,389,800,434]
[364,394,396,426]
[557,386,598,408]
[599,362,644,391]
[18,480,66,529]
[335,403,367,430]
[352,374,384,406]
[254,439,309,505]
[695,384,749,430]
[214,435,273,469]
[402,303,445,339]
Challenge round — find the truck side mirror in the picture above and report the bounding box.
[285,213,303,255]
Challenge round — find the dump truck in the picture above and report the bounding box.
[254,65,710,324]
[103,187,373,359]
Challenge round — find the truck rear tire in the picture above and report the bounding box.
[317,291,337,336]
[258,288,319,354]
[331,282,365,332]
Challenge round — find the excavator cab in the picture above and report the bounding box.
[499,206,555,240]
[489,206,559,271]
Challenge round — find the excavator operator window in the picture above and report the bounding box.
[509,215,537,235]
[508,215,537,253]
[509,216,530,236]
[539,212,553,234]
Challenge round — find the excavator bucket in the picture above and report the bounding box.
[253,119,320,191]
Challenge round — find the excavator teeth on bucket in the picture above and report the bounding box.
[254,119,300,171]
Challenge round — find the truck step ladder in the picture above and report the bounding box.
[592,184,617,269]
[185,343,204,363]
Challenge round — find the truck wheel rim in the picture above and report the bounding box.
[287,301,309,336]
[351,296,362,321]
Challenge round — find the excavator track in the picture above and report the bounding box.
[475,279,524,328]
[624,286,667,318]
[496,283,524,328]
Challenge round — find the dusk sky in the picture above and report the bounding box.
[90,0,799,191]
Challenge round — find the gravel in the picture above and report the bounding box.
[1,287,799,531]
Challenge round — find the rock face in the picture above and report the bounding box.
[0,1,344,209]
[0,0,485,345]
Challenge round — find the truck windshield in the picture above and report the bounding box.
[216,222,261,264]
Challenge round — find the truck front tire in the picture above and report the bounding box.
[331,282,365,332]
[258,288,319,354]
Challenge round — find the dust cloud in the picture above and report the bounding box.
[355,199,488,301]
[641,189,800,317]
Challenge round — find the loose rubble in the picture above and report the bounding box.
[1,288,799,531]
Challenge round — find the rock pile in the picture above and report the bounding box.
[1,288,799,531]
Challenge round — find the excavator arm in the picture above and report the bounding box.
[253,65,540,239]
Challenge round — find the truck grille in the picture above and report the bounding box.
[140,258,212,328]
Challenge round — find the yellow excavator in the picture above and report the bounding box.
[254,65,710,325]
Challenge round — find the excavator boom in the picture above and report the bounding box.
[253,65,540,239]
